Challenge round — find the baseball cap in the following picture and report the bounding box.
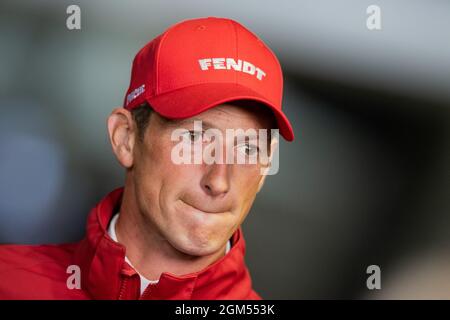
[123,17,294,141]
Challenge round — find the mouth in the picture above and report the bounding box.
[180,199,225,215]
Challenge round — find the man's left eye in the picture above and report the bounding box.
[238,143,259,156]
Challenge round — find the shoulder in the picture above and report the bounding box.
[0,243,76,271]
[0,243,84,299]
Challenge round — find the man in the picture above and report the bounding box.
[0,17,294,299]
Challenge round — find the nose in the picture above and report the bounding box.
[201,163,230,197]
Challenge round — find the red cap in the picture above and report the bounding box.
[123,17,294,141]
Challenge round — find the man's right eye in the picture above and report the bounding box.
[183,130,203,142]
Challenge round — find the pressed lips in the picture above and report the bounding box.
[180,199,228,214]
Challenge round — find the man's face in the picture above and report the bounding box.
[131,103,274,256]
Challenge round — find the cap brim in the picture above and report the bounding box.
[146,83,294,141]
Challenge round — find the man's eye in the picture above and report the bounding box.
[238,143,259,156]
[184,130,203,142]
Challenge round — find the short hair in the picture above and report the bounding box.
[131,102,153,142]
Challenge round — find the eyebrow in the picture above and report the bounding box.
[163,117,216,130]
[162,117,271,141]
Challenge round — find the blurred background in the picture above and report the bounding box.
[0,0,449,299]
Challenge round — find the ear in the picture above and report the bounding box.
[256,136,279,193]
[107,108,137,168]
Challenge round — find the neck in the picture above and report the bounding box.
[115,184,227,281]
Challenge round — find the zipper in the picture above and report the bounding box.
[139,282,157,300]
[118,277,129,300]
[118,265,140,299]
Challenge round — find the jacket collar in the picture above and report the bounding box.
[73,187,255,299]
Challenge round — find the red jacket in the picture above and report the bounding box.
[0,188,261,300]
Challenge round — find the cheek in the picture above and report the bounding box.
[135,142,201,212]
[132,139,177,212]
[231,170,262,221]
[135,137,192,184]
[238,167,262,192]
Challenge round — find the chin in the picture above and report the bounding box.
[164,202,234,256]
[169,227,225,257]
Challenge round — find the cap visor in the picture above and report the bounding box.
[146,83,294,141]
